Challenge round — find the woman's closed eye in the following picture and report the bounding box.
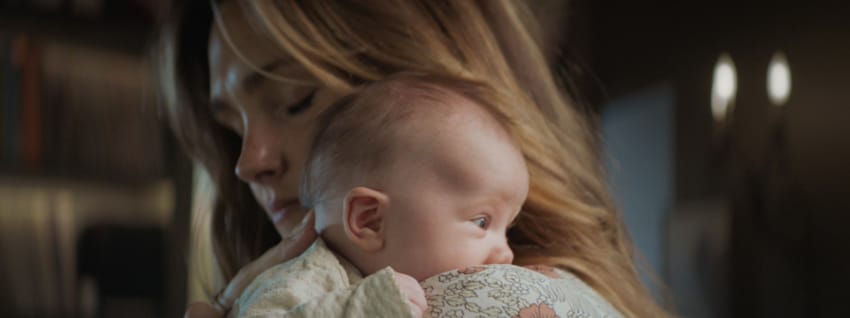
[283,90,316,116]
[211,104,244,136]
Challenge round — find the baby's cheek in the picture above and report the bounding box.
[385,247,429,280]
[408,255,454,281]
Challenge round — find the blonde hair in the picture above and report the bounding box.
[158,0,671,316]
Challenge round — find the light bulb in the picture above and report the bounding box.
[711,53,737,122]
[768,51,791,106]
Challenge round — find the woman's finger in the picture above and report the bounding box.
[215,211,318,313]
[184,302,223,318]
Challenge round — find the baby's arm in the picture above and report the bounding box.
[239,267,423,318]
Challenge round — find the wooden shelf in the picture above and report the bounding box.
[0,7,155,55]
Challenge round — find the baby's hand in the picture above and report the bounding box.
[393,271,426,318]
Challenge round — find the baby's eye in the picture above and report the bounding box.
[471,217,488,229]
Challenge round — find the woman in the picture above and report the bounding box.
[157,0,670,317]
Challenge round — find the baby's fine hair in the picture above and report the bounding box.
[299,72,517,209]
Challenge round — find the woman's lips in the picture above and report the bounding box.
[269,198,300,225]
[270,210,286,224]
[268,198,312,241]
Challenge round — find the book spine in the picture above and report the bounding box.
[3,36,23,167]
[21,37,43,169]
[0,36,6,165]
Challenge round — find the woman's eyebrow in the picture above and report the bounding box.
[209,59,287,112]
[209,99,227,113]
[241,59,287,93]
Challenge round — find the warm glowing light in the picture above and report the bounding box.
[711,53,737,122]
[768,51,791,106]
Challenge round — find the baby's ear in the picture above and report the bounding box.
[343,187,388,252]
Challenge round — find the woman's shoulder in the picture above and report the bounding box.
[420,264,623,318]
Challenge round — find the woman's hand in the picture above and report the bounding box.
[184,211,318,318]
[393,272,427,318]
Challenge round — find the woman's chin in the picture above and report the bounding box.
[272,210,310,241]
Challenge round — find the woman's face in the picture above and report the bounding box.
[208,2,342,238]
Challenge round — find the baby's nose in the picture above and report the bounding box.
[485,243,514,265]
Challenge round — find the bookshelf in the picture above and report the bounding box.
[0,1,165,181]
[0,1,189,318]
[0,37,168,181]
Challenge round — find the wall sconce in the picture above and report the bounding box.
[767,51,791,107]
[711,53,737,148]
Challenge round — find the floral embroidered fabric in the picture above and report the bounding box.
[421,264,624,318]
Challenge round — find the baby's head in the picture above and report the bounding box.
[300,73,529,281]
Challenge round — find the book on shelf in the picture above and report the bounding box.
[21,36,43,170]
[2,35,22,167]
[1,35,44,170]
[0,34,165,182]
[0,36,6,163]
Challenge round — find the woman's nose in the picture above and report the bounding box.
[485,241,514,265]
[234,125,287,183]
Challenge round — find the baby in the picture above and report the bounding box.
[230,73,529,318]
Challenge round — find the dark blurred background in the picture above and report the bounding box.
[0,0,847,317]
